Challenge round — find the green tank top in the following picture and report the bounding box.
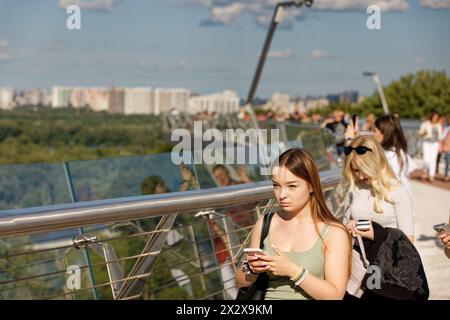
[263,224,330,300]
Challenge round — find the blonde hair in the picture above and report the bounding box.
[343,136,399,213]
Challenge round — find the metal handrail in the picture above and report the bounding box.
[0,170,342,238]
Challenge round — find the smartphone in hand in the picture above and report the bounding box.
[244,248,269,256]
[356,219,371,232]
[433,223,450,234]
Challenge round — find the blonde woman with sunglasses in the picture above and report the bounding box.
[342,136,415,243]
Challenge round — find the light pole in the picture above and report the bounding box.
[363,71,389,115]
[242,0,314,167]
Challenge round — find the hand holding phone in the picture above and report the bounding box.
[433,223,450,234]
[244,248,269,256]
[356,219,371,232]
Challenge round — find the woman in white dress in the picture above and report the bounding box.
[418,112,444,182]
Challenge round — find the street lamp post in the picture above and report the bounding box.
[363,71,389,115]
[242,0,314,163]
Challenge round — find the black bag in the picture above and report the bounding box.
[235,212,274,300]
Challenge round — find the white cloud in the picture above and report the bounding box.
[0,39,9,49]
[268,49,292,59]
[209,3,246,25]
[0,53,10,61]
[420,0,450,9]
[191,0,410,28]
[311,49,332,59]
[314,0,408,12]
[58,0,118,11]
[189,0,213,5]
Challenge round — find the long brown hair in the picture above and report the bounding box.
[275,148,349,238]
[375,115,408,175]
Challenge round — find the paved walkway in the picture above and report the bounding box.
[411,180,450,300]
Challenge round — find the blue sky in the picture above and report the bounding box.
[0,0,449,98]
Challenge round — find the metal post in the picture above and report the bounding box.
[363,71,389,115]
[63,162,99,300]
[245,4,283,106]
[372,74,389,115]
[188,224,207,291]
[243,1,314,173]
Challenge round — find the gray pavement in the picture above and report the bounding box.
[411,180,450,300]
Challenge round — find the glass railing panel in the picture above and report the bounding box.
[67,153,198,202]
[0,163,72,210]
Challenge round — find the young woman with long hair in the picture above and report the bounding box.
[373,115,417,195]
[342,136,414,243]
[345,114,416,196]
[235,148,351,300]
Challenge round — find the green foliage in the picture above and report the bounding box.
[0,106,172,165]
[0,237,65,299]
[308,69,450,118]
[359,69,450,118]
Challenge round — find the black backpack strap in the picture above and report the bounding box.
[259,212,274,249]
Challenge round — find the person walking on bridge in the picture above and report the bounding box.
[236,148,351,300]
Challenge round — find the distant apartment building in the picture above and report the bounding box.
[304,97,330,112]
[188,90,239,115]
[12,89,49,106]
[262,92,293,115]
[0,87,14,110]
[109,87,125,114]
[293,98,305,114]
[124,87,153,115]
[326,91,359,105]
[52,86,73,108]
[154,88,190,114]
[70,87,90,108]
[52,86,109,111]
[86,88,109,112]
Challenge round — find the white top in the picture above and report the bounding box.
[384,149,416,196]
[344,183,415,237]
[419,120,444,142]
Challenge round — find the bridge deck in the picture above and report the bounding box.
[412,180,450,300]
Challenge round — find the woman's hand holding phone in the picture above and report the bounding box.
[345,219,374,240]
[244,248,271,273]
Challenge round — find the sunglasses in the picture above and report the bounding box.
[344,146,373,155]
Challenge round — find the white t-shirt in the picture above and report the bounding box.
[384,149,416,197]
[344,183,415,237]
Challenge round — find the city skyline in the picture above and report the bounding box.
[0,0,449,98]
[2,85,357,116]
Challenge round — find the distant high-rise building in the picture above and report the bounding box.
[305,98,329,112]
[271,92,291,109]
[0,87,14,110]
[262,92,292,115]
[326,94,340,104]
[340,91,359,104]
[86,88,109,112]
[154,88,190,114]
[109,87,125,114]
[188,90,240,114]
[70,87,89,108]
[124,87,153,115]
[23,89,49,106]
[52,86,73,108]
[326,91,359,105]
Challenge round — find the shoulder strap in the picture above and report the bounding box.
[259,212,274,249]
[356,234,369,267]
